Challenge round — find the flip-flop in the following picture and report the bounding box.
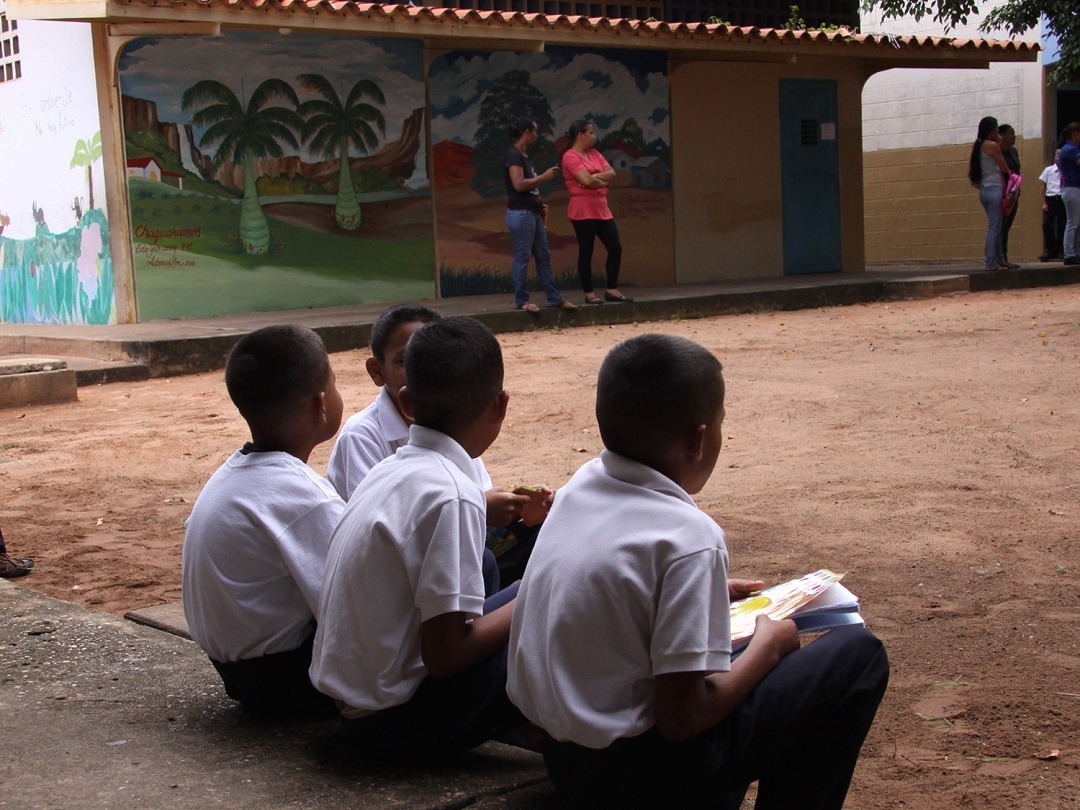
[516,302,540,313]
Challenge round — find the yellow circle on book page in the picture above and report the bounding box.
[731,596,772,615]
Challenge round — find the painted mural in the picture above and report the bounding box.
[0,21,115,324]
[118,32,432,320]
[429,47,673,298]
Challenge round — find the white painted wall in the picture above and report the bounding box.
[861,1,1044,149]
[0,7,107,239]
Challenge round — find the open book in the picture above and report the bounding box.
[730,569,865,650]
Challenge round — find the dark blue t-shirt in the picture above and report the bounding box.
[505,146,544,212]
[1059,143,1080,189]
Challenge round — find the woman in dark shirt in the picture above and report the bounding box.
[505,117,575,312]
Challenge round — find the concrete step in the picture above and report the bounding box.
[0,353,151,408]
[0,356,77,409]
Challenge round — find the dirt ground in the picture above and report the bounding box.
[2,285,1078,807]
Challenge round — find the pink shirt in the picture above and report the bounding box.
[561,148,614,221]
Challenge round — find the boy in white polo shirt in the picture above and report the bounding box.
[508,334,889,807]
[311,316,524,759]
[182,324,345,718]
[327,303,549,585]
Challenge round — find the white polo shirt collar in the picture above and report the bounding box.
[375,386,409,446]
[599,449,696,506]
[407,424,485,488]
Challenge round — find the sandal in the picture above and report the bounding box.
[604,290,633,303]
[0,552,32,579]
[547,300,578,310]
[516,302,540,313]
[584,295,603,305]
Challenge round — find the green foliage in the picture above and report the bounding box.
[256,174,328,195]
[182,79,304,253]
[867,0,1079,85]
[438,262,586,297]
[0,208,114,325]
[471,70,557,200]
[296,73,388,230]
[785,5,807,29]
[351,166,402,194]
[706,16,731,25]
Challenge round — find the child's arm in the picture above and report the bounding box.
[420,601,514,679]
[653,615,800,741]
[485,487,531,527]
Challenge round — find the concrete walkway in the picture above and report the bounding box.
[2,262,1077,382]
[0,579,553,808]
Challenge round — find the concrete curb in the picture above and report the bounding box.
[0,580,550,808]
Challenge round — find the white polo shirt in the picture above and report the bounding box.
[182,450,345,662]
[327,387,493,501]
[507,450,731,749]
[310,425,489,715]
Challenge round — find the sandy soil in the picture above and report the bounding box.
[3,285,1079,806]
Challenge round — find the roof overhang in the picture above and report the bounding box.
[6,0,1039,70]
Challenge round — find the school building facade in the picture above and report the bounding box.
[0,0,1036,324]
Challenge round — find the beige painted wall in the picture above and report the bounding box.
[669,56,866,284]
[864,136,1042,264]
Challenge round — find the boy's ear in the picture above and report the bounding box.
[312,390,328,426]
[365,356,385,387]
[492,390,509,422]
[686,424,707,462]
[398,386,416,423]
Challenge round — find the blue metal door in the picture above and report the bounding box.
[779,79,841,274]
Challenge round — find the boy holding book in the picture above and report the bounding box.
[508,333,889,807]
[311,317,526,758]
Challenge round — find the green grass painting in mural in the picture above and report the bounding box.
[438,263,585,298]
[0,209,115,325]
[129,180,435,319]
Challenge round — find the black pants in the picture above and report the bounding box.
[210,627,335,719]
[1001,200,1018,261]
[340,646,524,761]
[572,218,622,293]
[1043,195,1066,258]
[542,626,889,809]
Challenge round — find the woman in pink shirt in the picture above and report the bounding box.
[561,120,632,304]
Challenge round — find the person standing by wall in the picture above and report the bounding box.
[997,124,1021,268]
[505,117,575,313]
[1039,148,1065,261]
[967,116,1010,272]
[561,120,632,305]
[1058,123,1080,266]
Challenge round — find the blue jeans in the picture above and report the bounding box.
[979,184,1005,269]
[1062,186,1080,259]
[506,208,562,307]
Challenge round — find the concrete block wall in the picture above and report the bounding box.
[864,138,1042,264]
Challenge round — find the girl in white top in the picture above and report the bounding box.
[967,116,1011,271]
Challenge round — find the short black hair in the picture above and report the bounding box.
[596,334,724,465]
[370,304,441,362]
[404,316,503,435]
[225,324,329,429]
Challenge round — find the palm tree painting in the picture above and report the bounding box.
[297,74,386,231]
[181,79,303,255]
[69,132,102,210]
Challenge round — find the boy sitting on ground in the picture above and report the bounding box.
[311,316,525,759]
[508,333,889,807]
[182,324,345,718]
[327,303,549,585]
